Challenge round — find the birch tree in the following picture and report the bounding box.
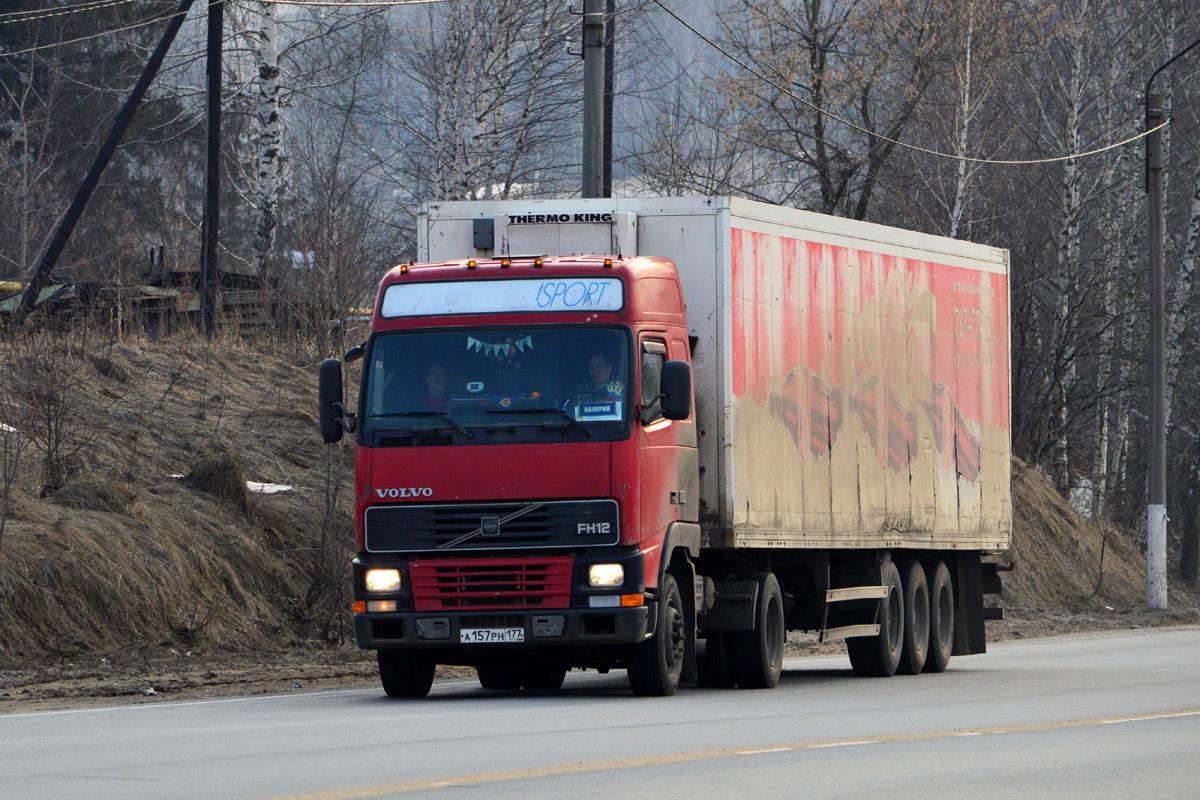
[371,0,579,204]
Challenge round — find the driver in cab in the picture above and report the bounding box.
[573,352,624,401]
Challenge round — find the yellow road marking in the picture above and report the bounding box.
[262,706,1200,800]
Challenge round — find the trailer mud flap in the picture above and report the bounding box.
[954,552,987,656]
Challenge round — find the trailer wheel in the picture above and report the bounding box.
[897,560,930,675]
[847,560,904,677]
[522,664,567,691]
[924,559,955,673]
[476,663,523,691]
[378,650,435,698]
[627,574,685,696]
[696,631,736,689]
[729,573,785,689]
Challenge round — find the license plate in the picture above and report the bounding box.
[460,627,525,644]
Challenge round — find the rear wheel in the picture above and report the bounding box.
[627,574,686,696]
[378,650,435,698]
[847,559,904,677]
[729,573,785,689]
[476,663,523,691]
[696,631,736,688]
[924,559,955,673]
[897,560,930,675]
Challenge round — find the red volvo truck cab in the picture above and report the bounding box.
[320,253,701,696]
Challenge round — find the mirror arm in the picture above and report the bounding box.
[333,401,357,432]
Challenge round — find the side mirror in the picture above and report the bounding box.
[659,360,691,421]
[319,358,345,443]
[344,344,365,363]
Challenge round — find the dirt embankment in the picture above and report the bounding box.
[0,333,1196,710]
[0,332,364,706]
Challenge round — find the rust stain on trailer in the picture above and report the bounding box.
[729,230,1010,549]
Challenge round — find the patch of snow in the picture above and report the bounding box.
[246,481,291,494]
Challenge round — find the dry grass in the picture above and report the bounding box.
[50,475,137,515]
[1005,458,1151,612]
[186,450,251,515]
[0,331,356,665]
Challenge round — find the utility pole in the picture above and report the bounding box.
[1141,35,1200,609]
[603,0,615,198]
[581,0,605,198]
[1146,93,1167,610]
[199,0,224,337]
[14,0,196,325]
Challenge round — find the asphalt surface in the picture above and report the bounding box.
[3,627,1198,799]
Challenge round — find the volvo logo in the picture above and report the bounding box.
[375,487,433,498]
[481,517,501,536]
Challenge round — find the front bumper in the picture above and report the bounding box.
[355,604,653,651]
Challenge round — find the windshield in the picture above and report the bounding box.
[361,327,630,443]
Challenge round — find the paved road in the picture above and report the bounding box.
[3,628,1199,799]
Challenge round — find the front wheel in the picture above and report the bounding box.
[378,650,435,698]
[627,574,686,696]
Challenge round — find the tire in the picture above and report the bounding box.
[521,663,567,691]
[476,663,523,690]
[695,630,736,689]
[846,559,904,677]
[729,573,785,689]
[627,573,686,696]
[378,650,435,698]
[923,559,955,673]
[896,560,930,675]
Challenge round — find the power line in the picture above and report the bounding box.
[0,3,204,57]
[0,0,448,56]
[650,0,1166,167]
[0,0,138,21]
[272,0,448,6]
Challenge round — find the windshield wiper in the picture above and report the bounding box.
[487,407,594,438]
[370,411,473,440]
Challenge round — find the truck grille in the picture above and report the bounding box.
[409,557,573,611]
[365,500,619,553]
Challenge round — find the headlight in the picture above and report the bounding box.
[365,568,402,592]
[588,563,624,587]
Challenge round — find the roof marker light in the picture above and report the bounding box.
[400,264,409,274]
[603,258,613,268]
[533,258,543,268]
[467,260,477,269]
[500,258,511,268]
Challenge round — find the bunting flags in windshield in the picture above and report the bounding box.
[466,335,533,360]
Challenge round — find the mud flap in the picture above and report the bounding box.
[953,552,987,656]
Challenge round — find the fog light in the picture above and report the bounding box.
[365,568,402,592]
[588,563,624,587]
[367,600,397,613]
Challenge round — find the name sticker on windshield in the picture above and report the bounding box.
[381,278,624,317]
[574,401,623,421]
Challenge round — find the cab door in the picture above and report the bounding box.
[637,335,686,541]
